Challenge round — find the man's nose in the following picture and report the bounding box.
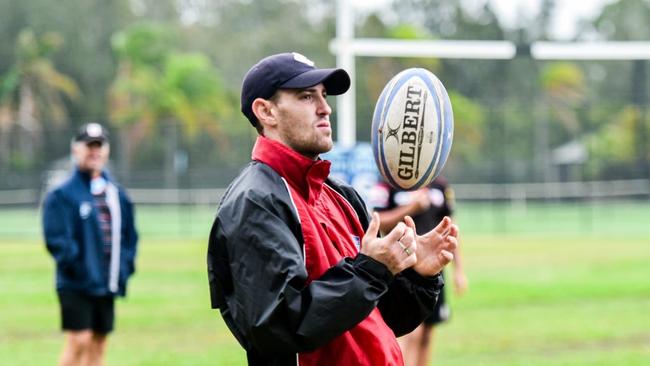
[316,96,332,115]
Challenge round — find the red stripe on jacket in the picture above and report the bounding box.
[252,136,403,366]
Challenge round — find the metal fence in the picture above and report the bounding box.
[2,179,648,207]
[2,98,650,192]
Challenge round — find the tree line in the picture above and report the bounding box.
[1,0,648,189]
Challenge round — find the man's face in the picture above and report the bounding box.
[73,141,109,176]
[271,83,333,159]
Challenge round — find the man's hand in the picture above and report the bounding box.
[361,212,417,274]
[405,216,458,277]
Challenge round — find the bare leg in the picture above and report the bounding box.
[59,330,93,366]
[88,332,108,366]
[416,325,435,366]
[398,324,425,366]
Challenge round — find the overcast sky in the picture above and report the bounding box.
[354,0,617,40]
[488,0,615,39]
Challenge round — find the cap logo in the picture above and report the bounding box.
[292,52,314,67]
[86,123,103,138]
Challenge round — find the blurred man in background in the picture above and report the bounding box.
[207,52,459,366]
[370,176,468,366]
[42,123,138,366]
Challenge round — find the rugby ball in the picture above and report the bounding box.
[371,68,454,190]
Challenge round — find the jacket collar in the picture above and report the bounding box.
[74,167,110,185]
[252,136,330,204]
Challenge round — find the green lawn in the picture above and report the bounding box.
[1,202,649,365]
[3,200,649,240]
[0,238,244,365]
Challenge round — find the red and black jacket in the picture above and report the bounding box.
[208,136,443,366]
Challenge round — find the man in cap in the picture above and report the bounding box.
[42,123,138,366]
[207,52,459,365]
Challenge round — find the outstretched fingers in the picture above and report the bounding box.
[438,231,458,265]
[433,216,452,236]
[383,221,407,243]
[366,212,381,239]
[439,249,454,264]
[398,227,418,267]
[444,234,458,254]
[405,216,462,276]
[361,213,419,274]
[384,224,416,272]
[404,215,416,232]
[448,223,459,239]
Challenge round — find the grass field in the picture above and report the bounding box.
[1,202,649,365]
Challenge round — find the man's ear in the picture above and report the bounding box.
[252,98,276,128]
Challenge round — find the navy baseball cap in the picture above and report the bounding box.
[74,123,109,144]
[241,52,351,126]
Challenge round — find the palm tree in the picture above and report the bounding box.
[0,29,79,169]
[540,62,586,135]
[108,22,232,187]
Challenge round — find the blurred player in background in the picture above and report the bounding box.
[42,123,138,366]
[207,52,459,366]
[370,176,468,366]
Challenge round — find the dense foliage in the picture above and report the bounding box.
[0,0,648,189]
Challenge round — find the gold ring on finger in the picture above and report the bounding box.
[404,247,412,255]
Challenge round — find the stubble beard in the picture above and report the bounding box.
[278,120,333,159]
[291,133,332,159]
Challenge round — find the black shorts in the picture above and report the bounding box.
[57,291,115,334]
[423,284,450,326]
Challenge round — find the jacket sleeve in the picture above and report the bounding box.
[42,190,79,269]
[378,270,443,336]
[208,190,395,355]
[121,195,138,276]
